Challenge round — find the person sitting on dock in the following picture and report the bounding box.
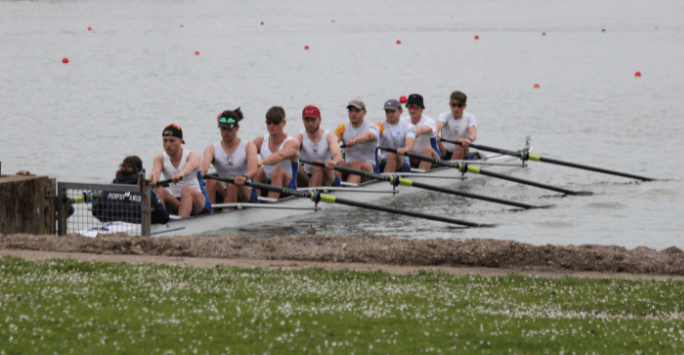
[92,156,169,224]
[377,99,416,173]
[252,106,300,200]
[150,124,211,217]
[401,93,441,170]
[334,99,380,183]
[295,105,343,188]
[201,108,259,209]
[436,90,477,160]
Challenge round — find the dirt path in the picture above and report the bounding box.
[2,233,684,280]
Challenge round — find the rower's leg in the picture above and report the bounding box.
[450,146,467,160]
[437,140,447,159]
[418,146,438,170]
[297,165,310,188]
[349,160,374,183]
[309,161,325,187]
[205,179,226,212]
[320,162,336,187]
[178,186,207,217]
[224,182,239,204]
[384,153,398,173]
[254,166,268,198]
[268,166,292,200]
[154,186,180,214]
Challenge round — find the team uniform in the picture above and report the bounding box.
[401,114,442,159]
[161,149,212,213]
[260,133,299,190]
[212,139,258,202]
[299,128,341,186]
[335,121,380,170]
[377,120,416,171]
[438,111,477,158]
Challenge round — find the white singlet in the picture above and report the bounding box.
[213,139,249,189]
[437,111,477,152]
[401,114,437,155]
[341,121,379,167]
[162,149,202,198]
[378,120,416,166]
[261,134,297,179]
[299,129,333,175]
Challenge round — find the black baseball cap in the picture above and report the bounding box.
[162,123,185,144]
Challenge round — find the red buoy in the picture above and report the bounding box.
[304,45,309,50]
[533,83,540,88]
[396,40,401,45]
[399,95,408,104]
[180,24,184,28]
[542,32,546,36]
[194,51,200,56]
[88,27,92,31]
[474,35,479,40]
[634,71,642,77]
[62,58,69,64]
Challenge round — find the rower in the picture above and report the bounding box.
[294,105,343,188]
[201,108,259,210]
[149,123,211,217]
[377,98,416,173]
[436,90,477,160]
[252,106,300,200]
[334,99,380,183]
[401,93,442,170]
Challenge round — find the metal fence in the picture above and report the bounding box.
[56,178,152,237]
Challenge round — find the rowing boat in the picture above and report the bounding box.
[157,149,526,236]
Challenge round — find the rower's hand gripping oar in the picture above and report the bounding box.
[441,139,656,182]
[379,147,592,196]
[300,159,553,209]
[205,173,494,228]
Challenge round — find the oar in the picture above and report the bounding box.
[379,147,592,196]
[155,177,181,187]
[441,139,655,181]
[70,177,180,203]
[300,159,551,209]
[205,173,493,228]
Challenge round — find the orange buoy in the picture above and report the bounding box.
[474,35,479,40]
[304,45,309,50]
[655,25,658,29]
[88,27,92,31]
[533,83,540,88]
[195,51,200,56]
[180,24,184,28]
[634,71,642,77]
[542,32,546,36]
[399,95,408,104]
[332,19,335,23]
[62,58,69,64]
[451,15,454,18]
[396,40,401,45]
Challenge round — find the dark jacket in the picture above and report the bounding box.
[92,173,170,224]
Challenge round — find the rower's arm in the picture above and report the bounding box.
[414,124,433,137]
[260,140,300,165]
[467,126,477,142]
[244,142,259,180]
[252,136,264,154]
[435,121,446,139]
[200,145,215,177]
[398,137,416,155]
[149,154,164,185]
[327,131,344,166]
[178,152,201,177]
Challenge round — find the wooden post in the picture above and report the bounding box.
[0,175,56,234]
[139,174,151,237]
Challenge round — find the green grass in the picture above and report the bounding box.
[1,257,684,354]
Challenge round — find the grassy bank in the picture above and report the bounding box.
[1,257,683,354]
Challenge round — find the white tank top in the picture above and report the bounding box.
[213,139,249,178]
[299,129,333,174]
[438,111,477,151]
[261,134,296,179]
[342,121,379,167]
[162,149,202,198]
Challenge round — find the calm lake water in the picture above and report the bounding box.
[2,0,683,249]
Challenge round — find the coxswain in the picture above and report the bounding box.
[150,124,211,217]
[295,105,343,187]
[401,93,441,169]
[377,99,416,173]
[252,106,300,200]
[436,91,477,160]
[201,108,259,209]
[334,99,380,183]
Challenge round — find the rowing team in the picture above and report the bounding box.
[148,91,478,218]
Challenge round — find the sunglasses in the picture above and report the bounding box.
[406,104,422,110]
[219,117,236,124]
[266,119,282,125]
[450,102,464,108]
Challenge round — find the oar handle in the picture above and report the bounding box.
[300,159,391,182]
[154,177,183,187]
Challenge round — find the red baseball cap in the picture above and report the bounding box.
[302,105,321,118]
